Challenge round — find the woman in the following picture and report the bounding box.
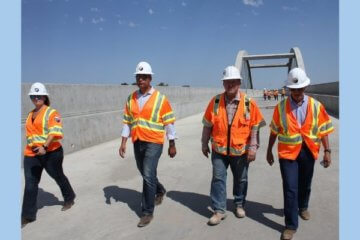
[21,82,76,227]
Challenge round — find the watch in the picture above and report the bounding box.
[324,149,331,154]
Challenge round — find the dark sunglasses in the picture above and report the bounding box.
[30,95,44,100]
[136,74,151,80]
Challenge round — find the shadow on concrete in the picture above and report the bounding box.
[103,186,142,217]
[167,190,284,232]
[37,188,63,209]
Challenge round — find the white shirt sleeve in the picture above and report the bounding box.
[165,123,177,140]
[121,124,131,138]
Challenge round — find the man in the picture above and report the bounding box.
[266,68,334,240]
[119,61,177,227]
[281,87,286,100]
[202,66,266,226]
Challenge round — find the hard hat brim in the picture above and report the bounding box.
[134,72,154,75]
[28,92,49,96]
[285,77,310,89]
[222,77,242,81]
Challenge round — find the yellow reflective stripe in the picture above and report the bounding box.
[213,94,221,116]
[151,92,165,122]
[278,134,302,144]
[252,120,266,131]
[202,118,213,127]
[309,98,320,137]
[42,107,51,135]
[229,146,246,155]
[278,99,288,134]
[49,126,63,134]
[127,92,134,117]
[131,123,165,133]
[212,142,227,154]
[270,120,279,133]
[131,118,165,131]
[162,112,175,122]
[123,114,133,122]
[163,117,175,124]
[319,120,333,133]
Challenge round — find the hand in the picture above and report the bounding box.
[35,146,46,156]
[247,149,256,163]
[266,150,274,166]
[202,145,210,158]
[323,152,331,168]
[168,145,176,158]
[119,143,126,158]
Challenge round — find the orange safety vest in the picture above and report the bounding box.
[123,89,175,144]
[24,106,63,157]
[270,96,334,160]
[203,92,266,156]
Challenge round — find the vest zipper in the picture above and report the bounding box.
[225,95,240,156]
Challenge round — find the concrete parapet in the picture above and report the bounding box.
[307,93,339,118]
[306,82,339,96]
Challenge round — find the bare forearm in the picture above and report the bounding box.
[267,133,277,153]
[201,126,212,147]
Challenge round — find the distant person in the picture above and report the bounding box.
[268,90,272,100]
[263,88,267,101]
[202,66,266,225]
[266,68,334,240]
[119,61,177,227]
[274,89,279,101]
[281,87,286,100]
[22,83,76,228]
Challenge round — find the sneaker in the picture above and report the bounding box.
[61,200,75,211]
[281,229,296,240]
[137,215,154,227]
[299,209,310,220]
[155,191,166,206]
[208,212,227,226]
[235,207,246,218]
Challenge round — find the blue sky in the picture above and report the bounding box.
[22,0,338,88]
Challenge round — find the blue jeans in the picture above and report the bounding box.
[133,140,166,216]
[22,147,76,221]
[279,145,315,230]
[210,151,249,213]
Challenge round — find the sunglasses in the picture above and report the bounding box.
[136,74,151,80]
[30,95,44,100]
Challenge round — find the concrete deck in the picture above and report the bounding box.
[21,99,339,240]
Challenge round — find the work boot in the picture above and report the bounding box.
[208,212,227,226]
[299,209,310,220]
[137,215,154,227]
[281,229,296,240]
[235,206,246,218]
[155,191,166,206]
[61,200,75,211]
[21,217,35,228]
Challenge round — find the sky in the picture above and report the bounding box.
[22,0,338,89]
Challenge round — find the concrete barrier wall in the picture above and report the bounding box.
[306,82,339,96]
[305,82,339,117]
[23,83,251,154]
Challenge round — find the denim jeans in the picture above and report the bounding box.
[279,144,315,230]
[210,151,249,213]
[133,140,166,216]
[22,147,76,220]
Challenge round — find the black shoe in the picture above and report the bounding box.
[137,215,153,227]
[61,200,75,211]
[155,191,166,206]
[21,217,35,228]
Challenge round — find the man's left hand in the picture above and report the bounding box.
[247,149,256,163]
[168,145,176,158]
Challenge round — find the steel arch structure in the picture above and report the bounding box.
[234,47,305,89]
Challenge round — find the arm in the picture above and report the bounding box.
[201,126,212,158]
[165,123,177,158]
[266,133,277,166]
[119,124,131,158]
[321,135,331,168]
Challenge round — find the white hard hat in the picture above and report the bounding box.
[222,66,242,81]
[28,82,49,96]
[285,68,310,89]
[134,61,154,75]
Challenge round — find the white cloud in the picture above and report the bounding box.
[118,20,123,25]
[129,21,138,28]
[181,1,187,7]
[243,0,263,7]
[90,7,99,12]
[99,27,103,31]
[91,17,105,24]
[251,9,259,16]
[282,6,298,11]
[148,8,154,15]
[79,16,84,24]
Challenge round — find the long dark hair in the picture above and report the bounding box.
[44,96,50,106]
